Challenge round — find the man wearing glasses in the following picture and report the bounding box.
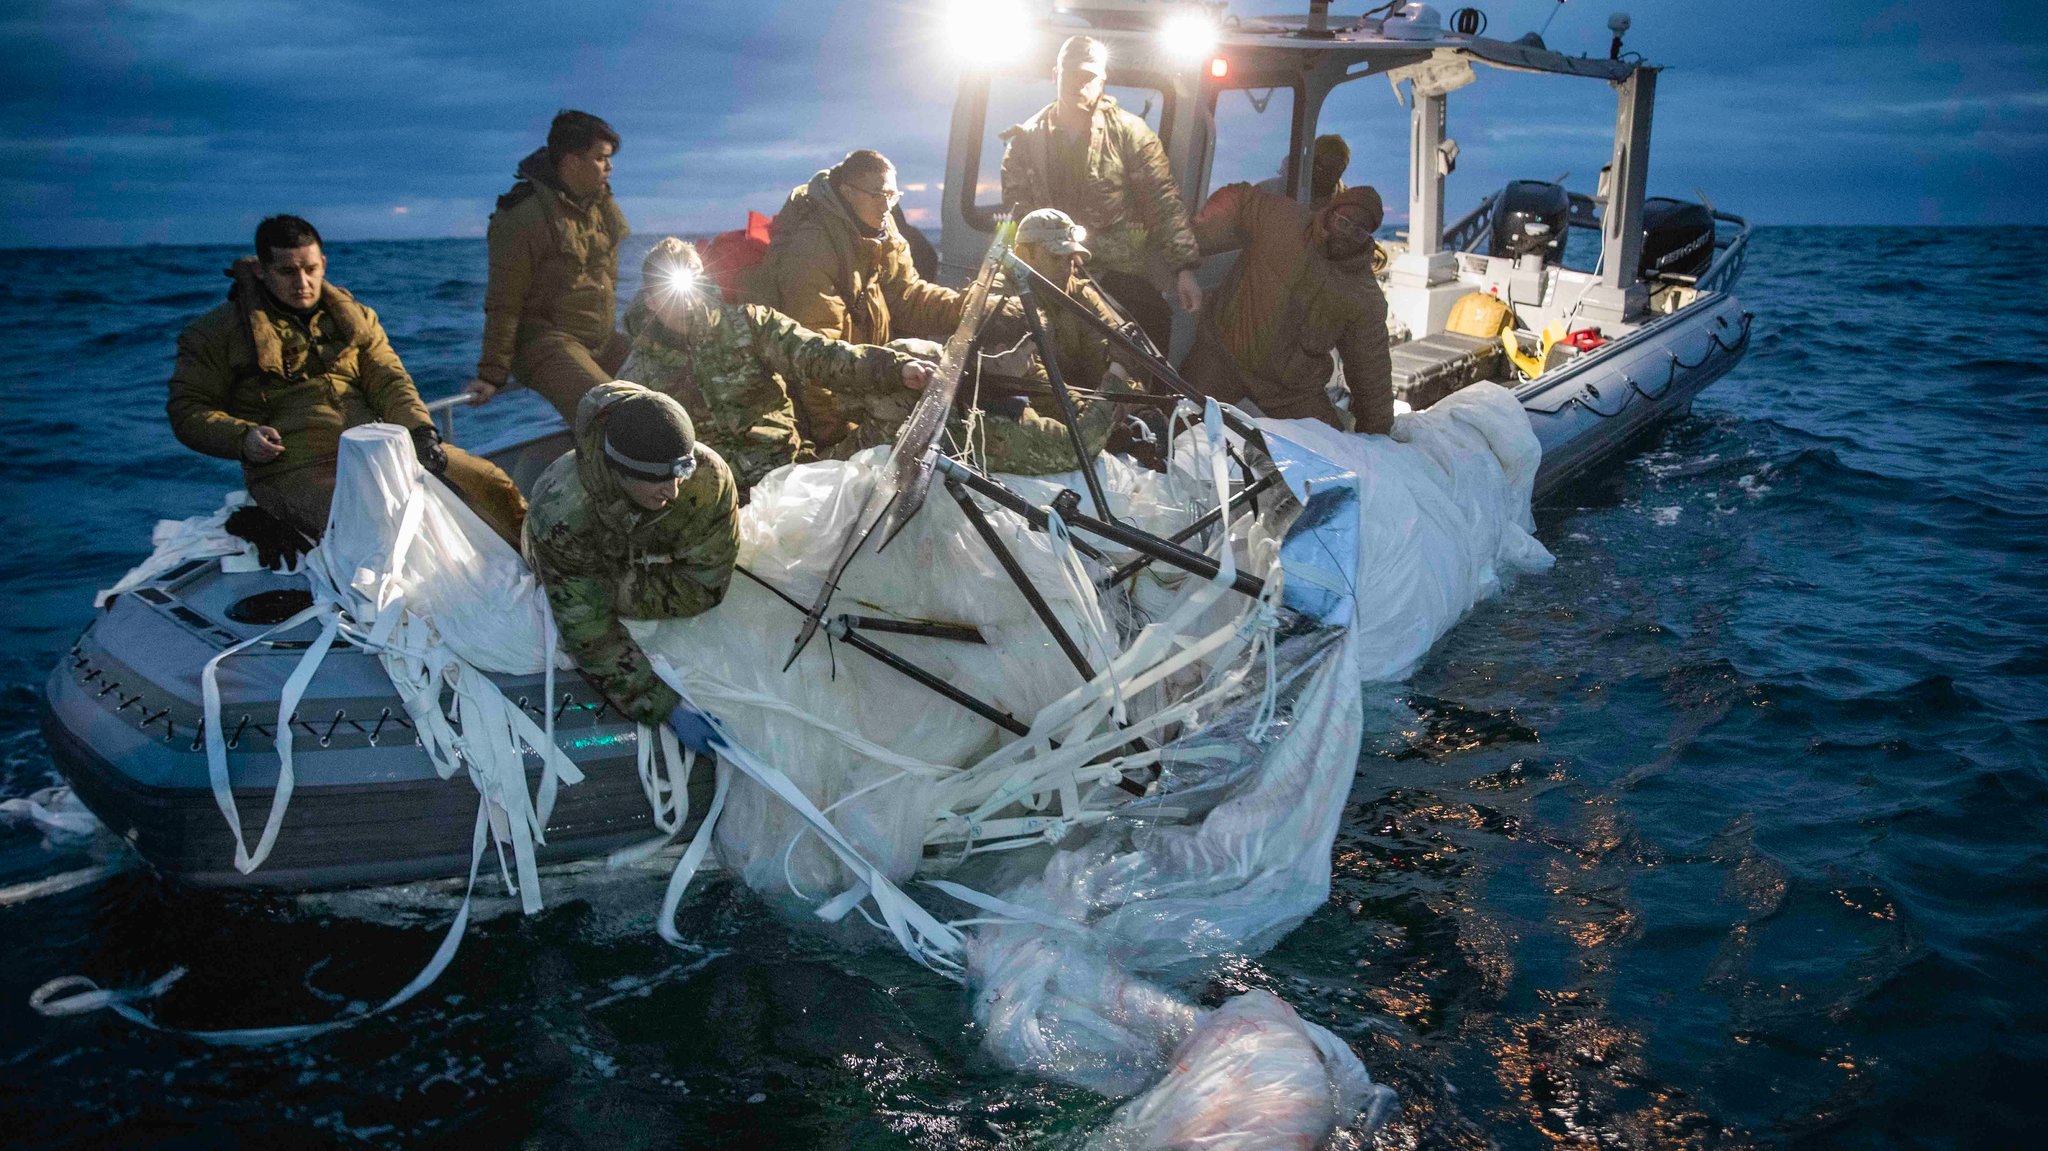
[1181,182,1394,434]
[748,149,962,456]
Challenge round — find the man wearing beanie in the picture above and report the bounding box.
[524,382,739,741]
[1181,181,1394,433]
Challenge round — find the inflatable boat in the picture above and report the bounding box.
[43,3,1750,895]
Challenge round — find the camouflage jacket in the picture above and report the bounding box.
[965,271,1128,475]
[1000,96,1201,284]
[620,295,914,483]
[523,382,740,724]
[478,148,631,386]
[167,259,433,483]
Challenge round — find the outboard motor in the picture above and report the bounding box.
[1487,180,1570,263]
[1639,197,1716,281]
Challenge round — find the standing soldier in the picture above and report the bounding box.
[620,239,936,493]
[523,382,736,749]
[167,215,527,549]
[1000,35,1203,350]
[464,110,630,421]
[1182,182,1394,434]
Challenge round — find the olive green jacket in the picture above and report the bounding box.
[747,171,962,348]
[167,260,433,483]
[478,149,631,386]
[1000,96,1201,284]
[523,382,740,724]
[1187,182,1393,434]
[619,297,916,489]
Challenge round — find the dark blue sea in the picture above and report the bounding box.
[1,229,2043,1148]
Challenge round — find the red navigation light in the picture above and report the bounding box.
[1209,56,1229,79]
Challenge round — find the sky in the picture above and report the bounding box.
[1,0,2043,249]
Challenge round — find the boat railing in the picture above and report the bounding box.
[424,394,469,445]
[1442,193,1498,253]
[1692,211,1751,297]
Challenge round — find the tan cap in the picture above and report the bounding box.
[1016,208,1090,257]
[1056,35,1109,78]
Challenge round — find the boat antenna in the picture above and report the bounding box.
[1538,0,1568,39]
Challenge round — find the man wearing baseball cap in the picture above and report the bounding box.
[1000,35,1203,351]
[965,208,1135,475]
[523,381,739,748]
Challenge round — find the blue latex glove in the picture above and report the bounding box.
[666,704,722,756]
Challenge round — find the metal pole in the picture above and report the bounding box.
[1008,260,1114,522]
[827,620,1030,737]
[945,478,1100,684]
[1098,471,1282,589]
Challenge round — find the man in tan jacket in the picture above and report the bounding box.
[1182,183,1393,434]
[167,215,526,545]
[745,149,962,453]
[464,110,631,421]
[1000,35,1203,350]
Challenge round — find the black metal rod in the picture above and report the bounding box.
[975,373,1183,410]
[1098,471,1283,589]
[1009,257,1114,523]
[830,623,1030,737]
[945,477,1099,684]
[935,460,1107,562]
[937,457,1266,600]
[841,615,986,645]
[1002,257,1265,446]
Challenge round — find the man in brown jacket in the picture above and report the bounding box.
[1000,35,1203,350]
[464,110,631,421]
[167,215,526,545]
[1182,183,1394,434]
[745,149,962,452]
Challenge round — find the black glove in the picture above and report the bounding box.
[987,393,1031,421]
[225,505,315,571]
[410,424,449,476]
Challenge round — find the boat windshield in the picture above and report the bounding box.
[1208,83,1298,196]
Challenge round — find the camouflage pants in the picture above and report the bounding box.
[514,328,631,423]
[248,445,528,547]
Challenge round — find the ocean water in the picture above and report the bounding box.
[1,228,2043,1148]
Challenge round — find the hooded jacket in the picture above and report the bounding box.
[747,170,962,348]
[1000,95,1201,285]
[167,259,434,482]
[619,295,917,487]
[477,148,632,386]
[523,382,740,724]
[1185,182,1393,434]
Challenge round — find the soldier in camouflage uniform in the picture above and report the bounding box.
[619,238,934,493]
[1000,35,1204,349]
[523,382,739,727]
[964,209,1132,476]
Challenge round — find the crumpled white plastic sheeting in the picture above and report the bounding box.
[636,449,1174,898]
[315,427,557,675]
[95,491,264,608]
[960,387,1553,1145]
[1259,381,1553,682]
[0,786,101,847]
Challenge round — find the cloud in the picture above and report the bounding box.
[2,0,2046,246]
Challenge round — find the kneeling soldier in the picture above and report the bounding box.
[619,238,934,495]
[523,382,738,748]
[167,214,526,547]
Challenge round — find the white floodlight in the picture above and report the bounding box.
[661,263,700,299]
[1158,11,1219,64]
[944,0,1038,70]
